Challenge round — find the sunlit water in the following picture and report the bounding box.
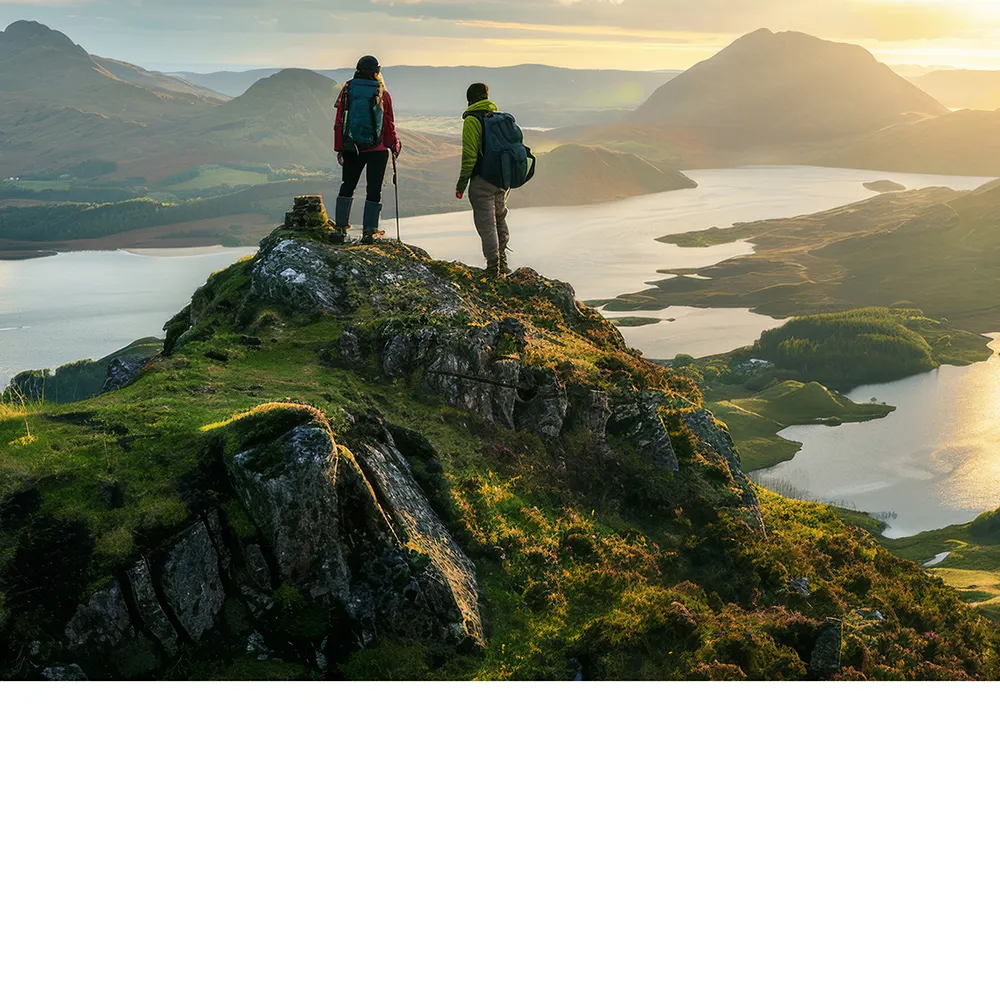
[752,341,1000,537]
[3,165,1000,534]
[1,166,991,387]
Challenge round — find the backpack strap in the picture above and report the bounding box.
[464,110,492,175]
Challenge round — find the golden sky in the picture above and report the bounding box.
[3,0,1000,71]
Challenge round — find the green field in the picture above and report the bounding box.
[708,379,894,470]
[164,165,270,192]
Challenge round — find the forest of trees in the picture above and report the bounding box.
[752,309,939,387]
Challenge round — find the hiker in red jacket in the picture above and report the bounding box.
[333,55,402,244]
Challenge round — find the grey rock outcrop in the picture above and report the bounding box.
[228,421,350,604]
[101,356,147,394]
[357,436,483,647]
[64,583,134,653]
[683,409,754,496]
[126,558,180,656]
[159,522,226,643]
[810,619,843,678]
[251,235,467,320]
[609,390,680,472]
[41,665,89,681]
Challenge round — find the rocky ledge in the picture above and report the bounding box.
[2,195,774,681]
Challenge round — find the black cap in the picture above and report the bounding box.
[356,55,380,74]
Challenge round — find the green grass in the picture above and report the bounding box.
[164,165,270,193]
[708,380,894,471]
[870,508,1000,622]
[2,238,997,681]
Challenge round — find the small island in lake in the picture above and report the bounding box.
[863,179,906,193]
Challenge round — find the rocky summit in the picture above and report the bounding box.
[1,196,997,681]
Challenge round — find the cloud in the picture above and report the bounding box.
[2,0,998,69]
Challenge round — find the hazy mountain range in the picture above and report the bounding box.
[177,64,681,127]
[3,20,1000,248]
[542,29,1000,179]
[909,70,1000,111]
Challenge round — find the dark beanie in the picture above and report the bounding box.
[467,82,489,104]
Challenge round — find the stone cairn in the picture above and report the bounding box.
[284,194,332,232]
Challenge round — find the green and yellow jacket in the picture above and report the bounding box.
[457,99,498,194]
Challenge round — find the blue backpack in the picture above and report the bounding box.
[471,111,536,190]
[343,78,384,152]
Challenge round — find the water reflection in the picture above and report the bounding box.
[753,340,1000,536]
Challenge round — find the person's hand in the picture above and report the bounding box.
[337,152,345,166]
[393,141,402,158]
[456,190,464,200]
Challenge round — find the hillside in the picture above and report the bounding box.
[915,69,1000,111]
[1,194,996,682]
[93,56,224,104]
[0,21,221,117]
[634,29,946,144]
[0,21,215,178]
[817,109,1000,176]
[604,181,1000,337]
[178,64,680,126]
[509,144,696,207]
[167,69,344,173]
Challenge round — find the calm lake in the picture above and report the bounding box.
[3,165,992,388]
[752,343,1000,538]
[2,164,997,535]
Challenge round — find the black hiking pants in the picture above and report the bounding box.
[339,149,389,203]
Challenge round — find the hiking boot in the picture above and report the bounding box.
[498,246,510,275]
[362,200,383,243]
[484,258,501,279]
[331,195,353,245]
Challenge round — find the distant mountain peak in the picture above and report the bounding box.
[634,28,947,140]
[2,19,87,54]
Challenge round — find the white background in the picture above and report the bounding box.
[2,684,997,1000]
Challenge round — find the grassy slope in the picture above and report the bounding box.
[2,237,997,681]
[877,513,1000,623]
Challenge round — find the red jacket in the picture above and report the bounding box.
[334,84,399,154]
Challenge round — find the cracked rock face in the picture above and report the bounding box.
[357,436,483,648]
[609,391,680,473]
[228,422,350,604]
[251,236,469,320]
[683,409,758,505]
[64,583,134,653]
[251,239,349,315]
[126,558,180,656]
[159,522,226,643]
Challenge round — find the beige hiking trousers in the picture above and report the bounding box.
[468,175,510,265]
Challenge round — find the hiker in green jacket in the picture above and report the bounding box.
[456,82,510,278]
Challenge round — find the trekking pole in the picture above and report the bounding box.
[392,152,401,242]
